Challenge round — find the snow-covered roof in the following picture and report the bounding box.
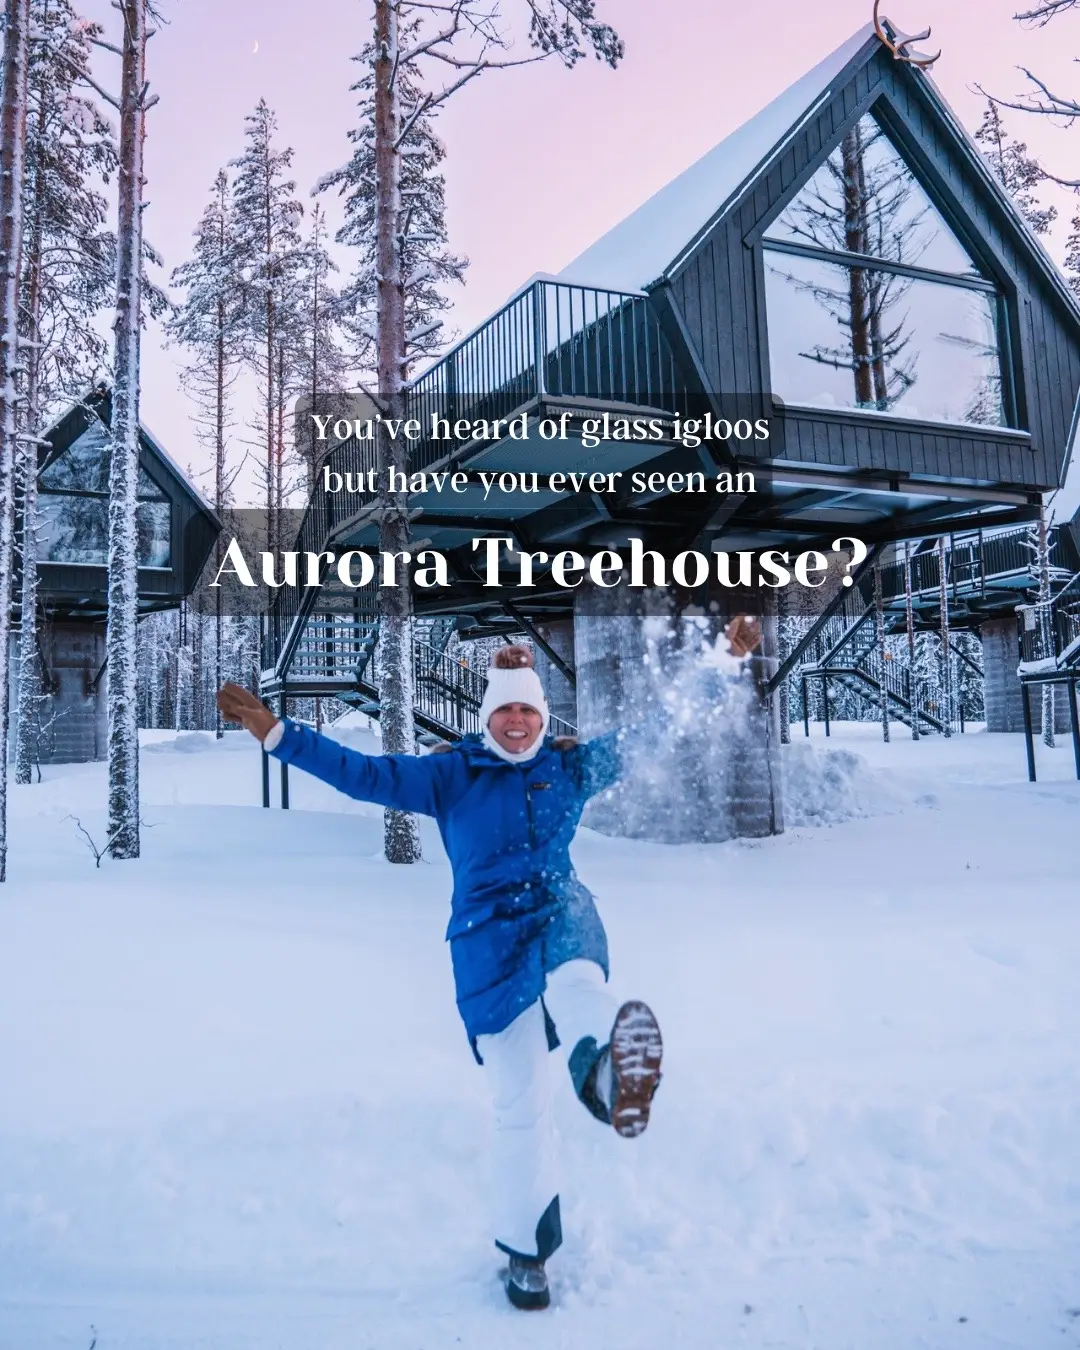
[1050,389,1080,526]
[555,23,877,293]
[139,416,219,523]
[37,385,219,525]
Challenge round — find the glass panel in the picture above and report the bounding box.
[40,421,168,499]
[38,495,108,564]
[764,112,979,278]
[38,496,172,566]
[39,421,111,492]
[138,466,167,500]
[764,250,1004,426]
[137,500,171,566]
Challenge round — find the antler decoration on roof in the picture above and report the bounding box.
[872,0,942,69]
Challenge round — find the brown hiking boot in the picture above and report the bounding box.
[607,1000,663,1139]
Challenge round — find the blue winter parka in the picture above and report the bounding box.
[267,721,625,1051]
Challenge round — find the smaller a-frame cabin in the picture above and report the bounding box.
[11,385,220,764]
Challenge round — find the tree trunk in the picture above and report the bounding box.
[1036,505,1056,747]
[904,540,919,740]
[264,166,275,548]
[215,290,225,737]
[310,206,321,495]
[374,0,421,863]
[0,0,32,882]
[14,88,47,787]
[106,0,149,860]
[875,560,890,742]
[937,536,952,738]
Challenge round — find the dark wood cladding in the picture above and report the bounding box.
[664,45,1080,494]
[770,405,1036,486]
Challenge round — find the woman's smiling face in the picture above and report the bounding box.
[487,702,544,755]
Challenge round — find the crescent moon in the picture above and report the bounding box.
[252,39,259,53]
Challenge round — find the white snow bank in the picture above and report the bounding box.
[144,730,253,754]
[781,738,923,827]
[4,726,1080,1347]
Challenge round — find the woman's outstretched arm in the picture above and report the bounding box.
[217,683,445,817]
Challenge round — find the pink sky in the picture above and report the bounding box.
[81,0,1080,501]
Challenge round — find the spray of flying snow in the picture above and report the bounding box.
[582,615,761,845]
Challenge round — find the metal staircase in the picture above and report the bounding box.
[260,578,576,746]
[796,598,948,734]
[1017,570,1080,674]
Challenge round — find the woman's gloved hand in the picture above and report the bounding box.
[217,682,280,743]
[725,615,762,660]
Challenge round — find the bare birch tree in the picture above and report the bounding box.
[904,539,919,740]
[0,0,32,882]
[105,0,156,859]
[1026,501,1057,746]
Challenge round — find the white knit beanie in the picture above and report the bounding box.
[478,644,549,762]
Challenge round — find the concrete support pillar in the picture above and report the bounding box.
[532,618,576,731]
[572,583,783,843]
[982,617,1024,732]
[982,614,1074,733]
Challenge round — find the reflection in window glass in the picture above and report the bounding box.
[38,417,174,567]
[764,252,1004,426]
[764,112,979,278]
[40,422,112,492]
[138,466,167,499]
[38,496,108,565]
[40,423,169,499]
[137,500,171,567]
[39,497,172,566]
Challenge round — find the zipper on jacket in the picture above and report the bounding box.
[524,777,537,851]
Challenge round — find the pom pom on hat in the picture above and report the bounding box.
[492,643,534,671]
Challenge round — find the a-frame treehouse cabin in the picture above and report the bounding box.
[263,19,1080,837]
[11,386,220,764]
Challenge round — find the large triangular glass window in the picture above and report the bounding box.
[762,110,1006,428]
[765,112,979,278]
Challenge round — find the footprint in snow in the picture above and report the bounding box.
[967,936,1022,968]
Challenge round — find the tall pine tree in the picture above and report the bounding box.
[293,202,349,493]
[230,101,306,524]
[168,167,247,734]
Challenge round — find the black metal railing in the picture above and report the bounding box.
[1018,571,1080,667]
[790,574,947,730]
[408,279,691,466]
[877,527,1070,606]
[274,602,578,740]
[261,435,379,673]
[264,280,691,677]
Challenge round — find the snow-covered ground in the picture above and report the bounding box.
[2,721,1080,1349]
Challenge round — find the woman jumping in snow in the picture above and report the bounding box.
[217,620,758,1310]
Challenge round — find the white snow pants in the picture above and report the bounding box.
[475,958,617,1261]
